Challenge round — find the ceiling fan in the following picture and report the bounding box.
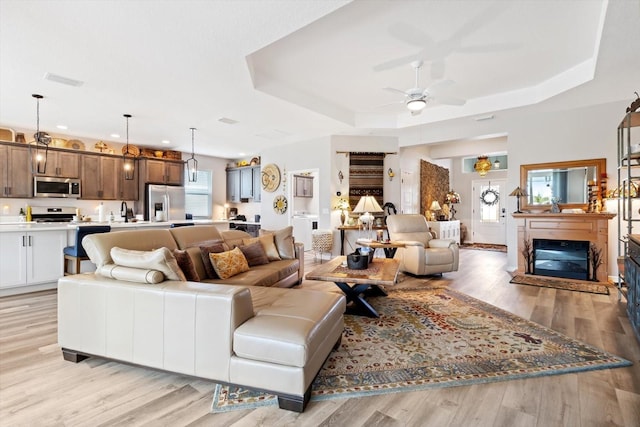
[383,61,466,115]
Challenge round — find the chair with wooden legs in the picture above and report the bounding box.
[63,225,111,275]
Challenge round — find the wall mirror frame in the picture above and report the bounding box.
[520,158,606,212]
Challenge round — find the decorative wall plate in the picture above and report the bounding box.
[122,144,140,157]
[66,139,85,150]
[262,163,281,193]
[273,195,288,214]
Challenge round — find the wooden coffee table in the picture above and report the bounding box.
[356,239,406,258]
[305,256,400,318]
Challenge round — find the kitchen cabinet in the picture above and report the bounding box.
[240,167,254,199]
[0,229,67,289]
[227,169,241,203]
[0,143,31,198]
[117,157,139,200]
[35,149,80,178]
[81,154,119,200]
[294,175,314,198]
[252,166,261,202]
[140,159,184,185]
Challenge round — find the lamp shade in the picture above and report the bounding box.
[509,186,528,197]
[353,195,383,213]
[474,155,492,176]
[429,200,442,211]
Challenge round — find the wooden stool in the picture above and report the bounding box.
[63,225,111,275]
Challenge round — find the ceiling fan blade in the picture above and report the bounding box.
[383,87,409,96]
[434,95,466,106]
[456,42,519,53]
[373,54,420,72]
[388,22,435,49]
[426,79,455,94]
[410,109,423,116]
[430,60,446,80]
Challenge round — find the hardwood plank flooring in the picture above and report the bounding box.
[1,248,639,426]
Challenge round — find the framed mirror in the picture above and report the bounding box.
[520,158,606,211]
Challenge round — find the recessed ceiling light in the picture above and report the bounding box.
[43,72,84,87]
[162,140,170,144]
[218,117,239,125]
[56,124,68,130]
[238,152,246,156]
[110,133,120,138]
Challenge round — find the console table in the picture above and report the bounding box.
[337,225,388,255]
[427,220,460,244]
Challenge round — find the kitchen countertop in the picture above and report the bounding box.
[0,219,222,232]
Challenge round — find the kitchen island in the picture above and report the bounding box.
[0,220,229,296]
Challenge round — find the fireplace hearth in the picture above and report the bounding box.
[533,239,589,281]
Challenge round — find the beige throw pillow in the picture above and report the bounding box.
[110,247,186,281]
[98,264,165,284]
[260,226,295,259]
[243,234,281,261]
[208,247,250,280]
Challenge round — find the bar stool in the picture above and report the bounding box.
[311,230,333,263]
[63,225,111,275]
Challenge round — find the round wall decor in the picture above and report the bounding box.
[480,188,500,206]
[261,163,281,193]
[273,195,288,214]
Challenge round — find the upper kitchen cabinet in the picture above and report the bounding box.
[240,167,255,199]
[0,143,32,198]
[140,158,184,185]
[252,166,261,202]
[117,157,139,200]
[34,149,80,178]
[227,169,241,203]
[81,154,119,200]
[294,174,314,198]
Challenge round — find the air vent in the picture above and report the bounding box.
[44,72,84,87]
[218,117,238,125]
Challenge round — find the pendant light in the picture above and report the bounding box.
[186,127,198,182]
[30,94,51,174]
[122,114,135,180]
[474,155,492,176]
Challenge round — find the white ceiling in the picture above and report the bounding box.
[0,0,638,159]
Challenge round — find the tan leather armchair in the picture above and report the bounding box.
[386,214,459,276]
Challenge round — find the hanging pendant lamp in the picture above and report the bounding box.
[122,114,135,180]
[186,127,198,182]
[474,155,492,176]
[30,94,51,174]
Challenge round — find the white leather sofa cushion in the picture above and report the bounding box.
[97,264,164,284]
[423,248,456,265]
[233,287,344,368]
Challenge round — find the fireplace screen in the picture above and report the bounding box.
[533,239,589,281]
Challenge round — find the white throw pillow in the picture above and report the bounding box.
[110,247,186,281]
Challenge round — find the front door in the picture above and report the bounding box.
[471,179,507,245]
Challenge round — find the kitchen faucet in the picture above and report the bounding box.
[120,201,128,223]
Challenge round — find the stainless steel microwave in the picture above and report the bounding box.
[33,176,81,198]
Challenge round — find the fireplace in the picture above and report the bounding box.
[533,239,589,280]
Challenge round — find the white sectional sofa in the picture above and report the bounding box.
[57,225,346,412]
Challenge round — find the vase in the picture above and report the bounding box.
[340,211,346,226]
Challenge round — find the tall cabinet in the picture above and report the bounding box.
[617,111,640,342]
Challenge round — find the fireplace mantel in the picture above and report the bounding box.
[513,212,615,282]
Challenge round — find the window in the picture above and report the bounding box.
[184,169,212,218]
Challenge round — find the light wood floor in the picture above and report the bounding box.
[1,249,639,426]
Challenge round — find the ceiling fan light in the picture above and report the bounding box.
[406,98,426,111]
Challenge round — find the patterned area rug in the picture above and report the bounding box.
[211,287,629,412]
[510,274,610,295]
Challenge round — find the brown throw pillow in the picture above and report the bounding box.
[199,242,226,279]
[209,247,250,280]
[260,226,295,259]
[238,241,270,267]
[243,234,281,261]
[173,249,200,282]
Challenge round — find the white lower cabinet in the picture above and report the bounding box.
[0,230,67,289]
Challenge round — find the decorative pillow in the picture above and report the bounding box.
[98,264,164,284]
[238,241,270,267]
[243,234,281,261]
[173,249,200,282]
[209,247,250,280]
[199,241,227,279]
[260,226,295,259]
[110,247,186,281]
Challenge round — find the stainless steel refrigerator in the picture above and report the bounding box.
[143,184,186,221]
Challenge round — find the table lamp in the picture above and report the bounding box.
[446,190,461,220]
[353,195,383,240]
[509,186,528,213]
[335,197,351,226]
[430,200,442,221]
